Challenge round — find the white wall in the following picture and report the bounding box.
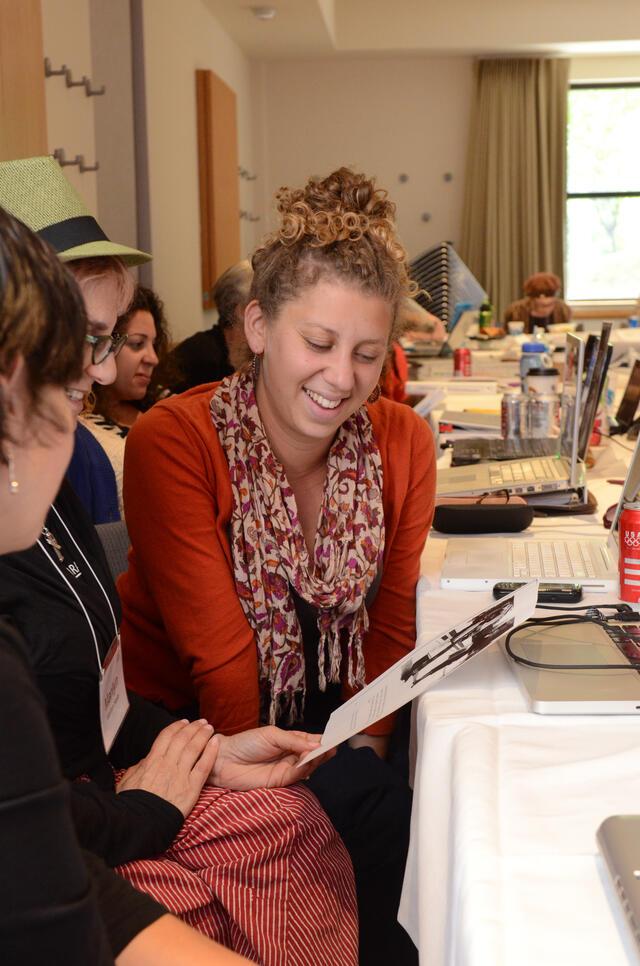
[41,0,98,214]
[89,0,137,254]
[253,56,474,261]
[142,0,257,340]
[570,55,640,82]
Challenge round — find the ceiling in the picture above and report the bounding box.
[202,0,640,60]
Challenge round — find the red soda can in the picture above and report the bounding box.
[453,347,471,377]
[618,501,640,602]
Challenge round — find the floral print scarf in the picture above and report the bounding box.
[210,368,385,725]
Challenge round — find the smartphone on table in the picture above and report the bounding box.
[492,582,583,604]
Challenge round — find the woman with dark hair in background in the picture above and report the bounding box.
[80,285,172,517]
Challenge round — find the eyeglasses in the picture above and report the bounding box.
[84,332,128,365]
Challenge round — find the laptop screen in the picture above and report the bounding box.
[559,333,585,485]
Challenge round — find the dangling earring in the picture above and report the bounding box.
[367,384,381,404]
[84,389,96,414]
[252,353,262,381]
[6,446,19,495]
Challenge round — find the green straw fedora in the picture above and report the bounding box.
[0,155,151,266]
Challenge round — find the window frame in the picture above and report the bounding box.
[566,80,640,308]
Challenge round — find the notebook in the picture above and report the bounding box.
[436,333,587,498]
[440,432,640,593]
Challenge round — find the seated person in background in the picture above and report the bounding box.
[0,156,357,966]
[80,285,171,518]
[119,167,436,964]
[504,271,571,333]
[400,296,447,342]
[380,341,409,403]
[0,206,248,965]
[160,260,252,393]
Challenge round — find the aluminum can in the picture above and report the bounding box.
[501,391,523,439]
[453,347,472,377]
[619,502,640,603]
[526,392,559,438]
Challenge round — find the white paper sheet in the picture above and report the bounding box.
[299,581,538,765]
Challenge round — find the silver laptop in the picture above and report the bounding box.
[506,618,640,713]
[440,431,640,594]
[436,333,585,498]
[597,815,640,956]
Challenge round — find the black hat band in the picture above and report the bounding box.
[38,215,110,253]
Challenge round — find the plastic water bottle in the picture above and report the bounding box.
[478,299,493,332]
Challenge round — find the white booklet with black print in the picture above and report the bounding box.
[299,580,538,765]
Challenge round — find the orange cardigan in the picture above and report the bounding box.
[118,383,436,736]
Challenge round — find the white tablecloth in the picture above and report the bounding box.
[399,441,640,965]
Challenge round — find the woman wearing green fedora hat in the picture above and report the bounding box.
[0,158,358,965]
[0,205,254,965]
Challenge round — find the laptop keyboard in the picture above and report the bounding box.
[452,437,557,464]
[489,458,564,487]
[511,540,597,579]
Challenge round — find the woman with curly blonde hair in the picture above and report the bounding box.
[119,168,437,964]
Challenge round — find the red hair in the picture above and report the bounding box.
[523,272,561,297]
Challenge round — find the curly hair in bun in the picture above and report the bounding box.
[250,168,416,342]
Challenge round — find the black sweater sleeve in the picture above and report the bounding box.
[68,690,183,866]
[0,621,114,966]
[108,689,176,770]
[70,782,183,866]
[83,851,167,957]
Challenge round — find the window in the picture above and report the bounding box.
[566,83,640,302]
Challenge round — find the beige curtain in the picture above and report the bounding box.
[460,58,570,322]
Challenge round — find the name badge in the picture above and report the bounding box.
[99,634,130,753]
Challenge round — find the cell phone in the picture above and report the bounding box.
[492,581,583,603]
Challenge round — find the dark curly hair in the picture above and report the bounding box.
[250,167,416,342]
[92,284,177,415]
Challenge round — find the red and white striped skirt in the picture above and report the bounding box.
[116,782,358,965]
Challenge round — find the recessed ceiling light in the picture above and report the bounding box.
[251,5,277,20]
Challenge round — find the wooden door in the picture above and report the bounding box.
[0,0,47,160]
[196,68,241,310]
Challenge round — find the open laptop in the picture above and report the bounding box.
[507,617,640,713]
[450,322,613,466]
[610,359,640,435]
[597,815,640,955]
[436,333,587,498]
[440,430,640,594]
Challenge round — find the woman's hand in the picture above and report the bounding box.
[117,719,219,817]
[208,727,334,791]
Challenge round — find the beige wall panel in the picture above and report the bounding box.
[254,56,474,260]
[41,0,98,214]
[142,0,256,341]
